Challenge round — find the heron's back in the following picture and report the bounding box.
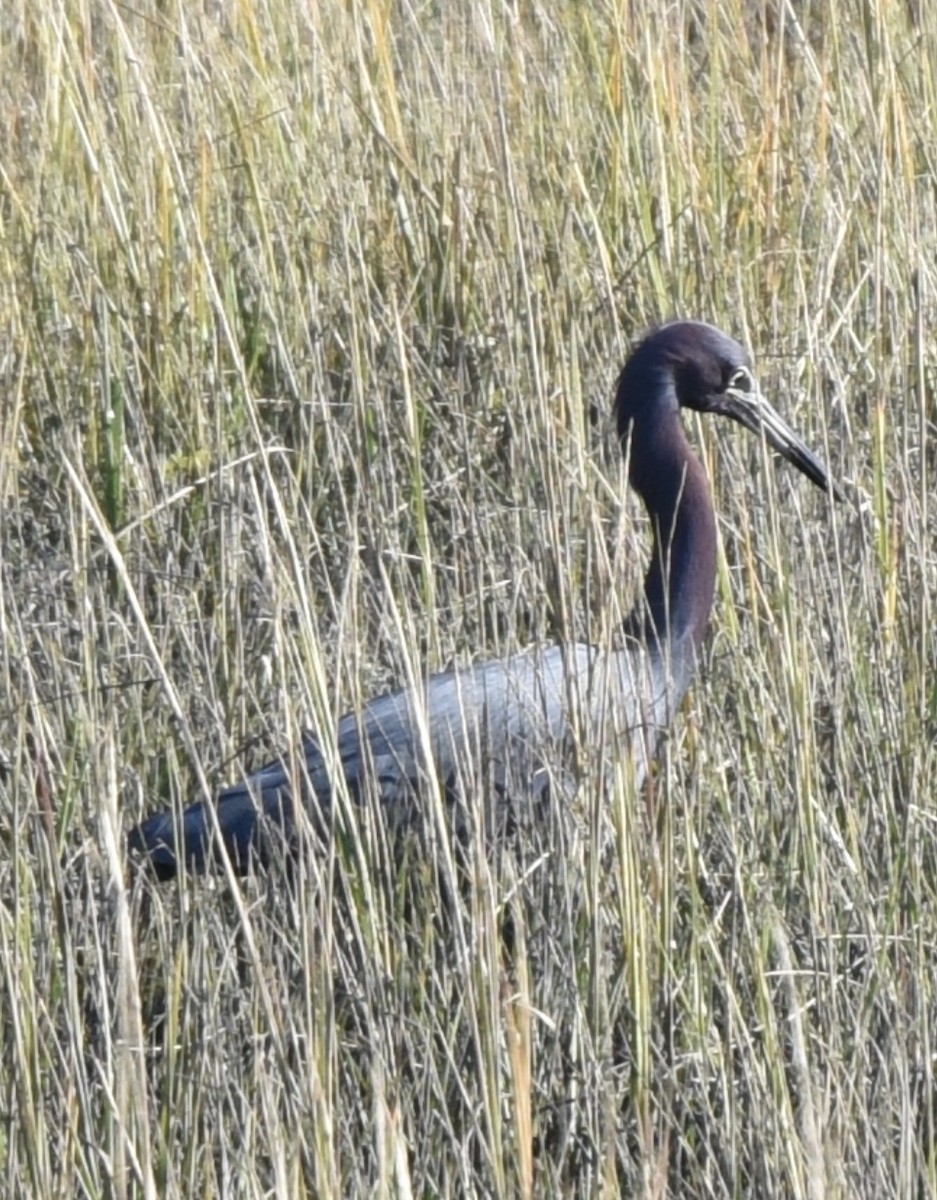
[129,636,695,875]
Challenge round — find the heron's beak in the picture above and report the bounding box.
[721,383,843,500]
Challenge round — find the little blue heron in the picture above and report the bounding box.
[128,321,837,878]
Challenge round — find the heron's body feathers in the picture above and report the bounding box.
[128,638,694,876]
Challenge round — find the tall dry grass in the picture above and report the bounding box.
[0,1,935,1195]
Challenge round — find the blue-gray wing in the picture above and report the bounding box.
[127,639,692,877]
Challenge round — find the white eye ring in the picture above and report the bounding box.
[728,365,755,393]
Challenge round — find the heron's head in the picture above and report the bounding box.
[615,321,750,436]
[615,321,838,496]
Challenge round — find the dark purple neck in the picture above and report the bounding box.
[624,415,717,651]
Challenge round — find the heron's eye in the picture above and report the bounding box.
[727,366,754,393]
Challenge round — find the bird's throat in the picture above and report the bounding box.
[629,442,717,651]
